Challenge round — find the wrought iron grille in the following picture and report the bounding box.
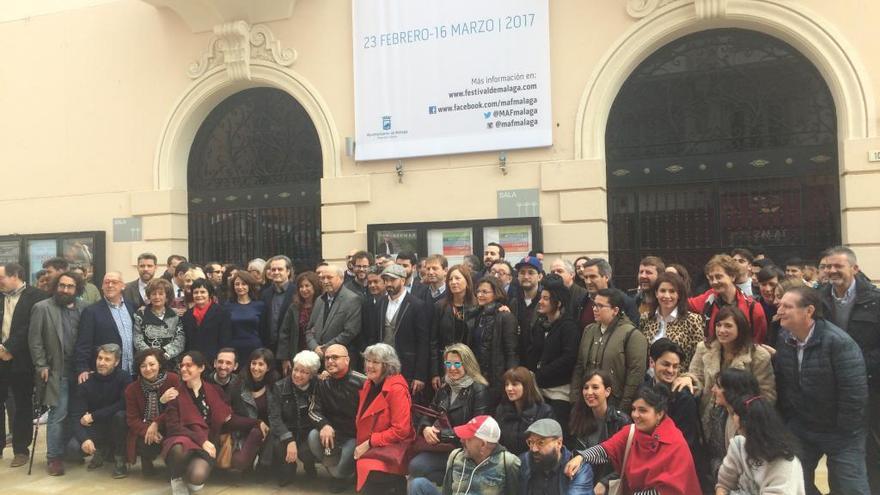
[605,29,840,290]
[187,88,323,268]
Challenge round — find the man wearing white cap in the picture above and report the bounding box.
[409,415,520,495]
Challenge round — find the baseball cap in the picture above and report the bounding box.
[453,415,501,443]
[381,264,406,279]
[524,418,563,438]
[514,256,543,273]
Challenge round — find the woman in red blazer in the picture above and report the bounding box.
[124,349,180,473]
[565,383,701,495]
[353,343,415,495]
[160,351,259,494]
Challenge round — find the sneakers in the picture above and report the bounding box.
[10,453,29,468]
[48,459,65,476]
[33,411,48,425]
[112,456,128,479]
[170,477,189,495]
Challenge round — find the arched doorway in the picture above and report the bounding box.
[187,87,322,269]
[605,28,840,290]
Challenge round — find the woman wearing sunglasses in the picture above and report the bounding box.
[407,343,491,485]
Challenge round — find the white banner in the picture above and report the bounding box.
[352,0,551,161]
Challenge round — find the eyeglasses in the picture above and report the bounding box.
[593,303,612,310]
[57,283,77,290]
[444,361,463,369]
[325,354,348,361]
[526,437,556,449]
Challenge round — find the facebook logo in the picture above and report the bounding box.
[428,106,437,115]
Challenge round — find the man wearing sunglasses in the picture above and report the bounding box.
[307,344,365,493]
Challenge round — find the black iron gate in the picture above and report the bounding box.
[605,29,840,291]
[187,87,323,269]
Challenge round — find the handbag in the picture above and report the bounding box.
[216,433,234,469]
[607,424,635,495]
[409,404,456,454]
[359,409,415,465]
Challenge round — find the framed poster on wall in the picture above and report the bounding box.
[368,218,540,267]
[0,231,106,285]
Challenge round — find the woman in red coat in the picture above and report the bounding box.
[565,383,701,495]
[352,343,414,495]
[124,348,180,473]
[160,351,259,494]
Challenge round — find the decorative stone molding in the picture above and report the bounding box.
[626,0,675,19]
[188,21,297,80]
[695,0,727,19]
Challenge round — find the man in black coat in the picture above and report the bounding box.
[818,246,880,491]
[0,263,49,466]
[260,255,297,354]
[370,264,430,394]
[74,272,136,381]
[775,285,870,494]
[396,251,432,304]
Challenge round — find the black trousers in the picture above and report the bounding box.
[84,410,127,458]
[0,365,33,455]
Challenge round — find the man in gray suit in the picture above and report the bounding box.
[29,271,87,476]
[305,265,361,360]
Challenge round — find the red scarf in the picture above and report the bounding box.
[192,301,212,326]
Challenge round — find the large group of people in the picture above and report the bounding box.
[0,243,877,495]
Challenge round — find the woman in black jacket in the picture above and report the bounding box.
[430,265,479,388]
[408,343,491,484]
[472,276,519,404]
[568,369,631,492]
[269,349,321,486]
[182,279,232,363]
[495,366,554,455]
[527,273,582,434]
[228,348,277,473]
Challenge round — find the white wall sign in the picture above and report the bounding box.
[352,0,552,161]
[869,150,880,162]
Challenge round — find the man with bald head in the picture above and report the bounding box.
[74,271,136,381]
[307,342,365,491]
[303,265,362,361]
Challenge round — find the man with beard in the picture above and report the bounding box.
[630,256,665,316]
[307,343,365,492]
[123,252,157,309]
[518,419,593,494]
[204,348,239,402]
[512,256,543,363]
[343,251,373,299]
[371,264,429,394]
[410,415,520,495]
[29,271,87,475]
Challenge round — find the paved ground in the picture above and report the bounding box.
[3,431,830,494]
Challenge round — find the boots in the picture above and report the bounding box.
[170,477,189,495]
[87,451,104,471]
[112,456,128,479]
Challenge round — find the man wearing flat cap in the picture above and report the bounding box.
[519,418,594,494]
[364,264,431,394]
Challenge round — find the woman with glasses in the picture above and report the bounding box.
[472,276,518,402]
[408,343,491,484]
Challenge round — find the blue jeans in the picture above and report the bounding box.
[306,428,356,479]
[46,376,72,460]
[408,477,441,495]
[407,451,449,484]
[793,425,871,495]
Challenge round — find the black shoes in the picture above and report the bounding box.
[112,456,128,479]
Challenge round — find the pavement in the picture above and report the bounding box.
[3,427,830,494]
[1,433,353,495]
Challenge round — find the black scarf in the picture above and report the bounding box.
[140,371,168,421]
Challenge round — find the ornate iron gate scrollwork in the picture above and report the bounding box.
[606,29,840,291]
[188,87,323,268]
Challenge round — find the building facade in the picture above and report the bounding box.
[1,0,878,283]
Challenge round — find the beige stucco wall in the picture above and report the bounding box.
[1,0,879,280]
